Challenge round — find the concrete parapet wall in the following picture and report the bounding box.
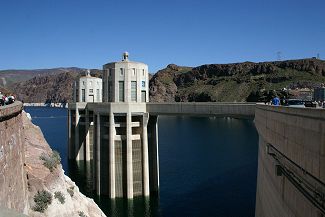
[69,102,256,117]
[147,102,256,117]
[255,105,325,217]
[0,102,28,213]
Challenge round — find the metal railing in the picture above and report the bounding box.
[267,143,325,215]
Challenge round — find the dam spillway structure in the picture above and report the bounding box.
[68,52,159,199]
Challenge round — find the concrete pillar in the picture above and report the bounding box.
[96,114,101,195]
[92,113,96,191]
[68,109,72,159]
[149,115,159,192]
[109,113,116,198]
[142,113,150,196]
[85,109,90,161]
[126,112,133,198]
[75,107,80,160]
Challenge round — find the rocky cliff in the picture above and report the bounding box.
[0,102,106,217]
[149,58,325,102]
[11,72,79,103]
[0,103,29,213]
[8,69,102,103]
[0,68,85,89]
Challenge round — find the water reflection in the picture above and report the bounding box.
[68,160,161,217]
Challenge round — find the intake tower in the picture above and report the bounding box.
[68,53,159,199]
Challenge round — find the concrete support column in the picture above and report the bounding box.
[92,113,96,191]
[149,115,159,192]
[142,113,150,196]
[75,107,80,160]
[109,113,116,198]
[68,109,72,159]
[85,109,90,161]
[96,114,101,195]
[126,112,133,198]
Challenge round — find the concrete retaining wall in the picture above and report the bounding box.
[255,105,325,217]
[0,102,28,213]
[147,102,256,117]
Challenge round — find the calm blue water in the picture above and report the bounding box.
[25,107,258,217]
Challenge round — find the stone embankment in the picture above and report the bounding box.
[0,102,106,217]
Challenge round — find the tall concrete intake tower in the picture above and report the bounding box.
[68,53,159,199]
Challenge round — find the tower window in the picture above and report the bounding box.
[82,89,85,102]
[131,81,137,102]
[120,68,124,76]
[96,89,100,101]
[132,68,136,76]
[119,81,124,102]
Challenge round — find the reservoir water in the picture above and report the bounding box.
[25,107,258,217]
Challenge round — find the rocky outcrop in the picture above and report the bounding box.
[149,58,325,102]
[149,64,192,102]
[10,69,102,103]
[0,102,29,213]
[0,102,106,217]
[23,111,106,217]
[11,72,79,103]
[0,68,85,89]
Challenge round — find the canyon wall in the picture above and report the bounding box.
[0,102,106,217]
[0,102,29,213]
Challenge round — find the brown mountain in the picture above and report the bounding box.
[149,58,325,102]
[9,69,101,103]
[0,67,85,89]
[4,58,325,103]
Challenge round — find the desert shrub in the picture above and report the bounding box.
[39,150,61,172]
[32,190,52,213]
[78,211,87,217]
[67,186,74,197]
[54,191,65,204]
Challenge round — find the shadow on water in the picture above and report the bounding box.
[68,160,161,217]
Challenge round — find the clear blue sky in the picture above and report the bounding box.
[0,0,324,73]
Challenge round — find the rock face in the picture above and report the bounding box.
[11,72,79,103]
[0,102,106,217]
[0,67,97,103]
[149,64,192,102]
[149,58,325,102]
[0,103,29,213]
[23,111,106,217]
[0,68,85,89]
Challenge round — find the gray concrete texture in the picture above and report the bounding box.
[255,105,325,217]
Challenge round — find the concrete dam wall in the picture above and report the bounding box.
[255,105,325,217]
[0,102,29,213]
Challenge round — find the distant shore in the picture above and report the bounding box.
[23,102,68,108]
